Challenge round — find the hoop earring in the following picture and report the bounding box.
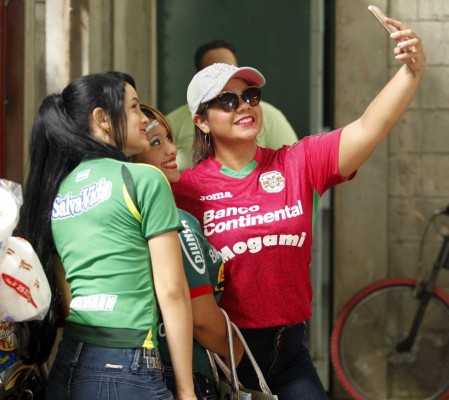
[205,133,211,148]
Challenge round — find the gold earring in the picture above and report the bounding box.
[104,134,109,142]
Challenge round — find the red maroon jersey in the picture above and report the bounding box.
[173,128,353,328]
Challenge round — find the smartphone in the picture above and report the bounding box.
[368,5,398,34]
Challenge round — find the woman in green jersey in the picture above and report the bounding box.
[17,72,196,400]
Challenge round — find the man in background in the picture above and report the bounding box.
[166,40,298,171]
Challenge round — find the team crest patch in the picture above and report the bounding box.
[259,171,285,193]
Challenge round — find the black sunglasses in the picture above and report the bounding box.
[210,86,262,112]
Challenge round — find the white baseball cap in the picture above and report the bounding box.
[187,63,266,117]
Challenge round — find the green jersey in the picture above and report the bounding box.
[51,158,182,349]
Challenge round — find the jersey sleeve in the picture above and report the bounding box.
[129,163,182,239]
[178,210,214,299]
[290,128,355,195]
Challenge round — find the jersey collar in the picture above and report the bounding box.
[219,146,262,179]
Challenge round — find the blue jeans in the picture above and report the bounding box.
[237,322,327,400]
[163,366,217,399]
[47,338,173,400]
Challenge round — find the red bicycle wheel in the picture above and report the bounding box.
[331,277,449,400]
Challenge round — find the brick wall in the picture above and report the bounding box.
[332,0,449,398]
[388,0,449,284]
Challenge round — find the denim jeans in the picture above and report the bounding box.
[163,366,217,400]
[236,322,327,400]
[47,338,173,400]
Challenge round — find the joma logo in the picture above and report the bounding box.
[200,192,233,201]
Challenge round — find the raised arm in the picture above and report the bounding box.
[149,231,197,400]
[339,18,426,177]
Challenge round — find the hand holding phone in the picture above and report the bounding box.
[368,5,420,71]
[368,5,398,35]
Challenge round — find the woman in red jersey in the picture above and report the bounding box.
[172,17,426,400]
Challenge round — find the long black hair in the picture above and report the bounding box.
[16,71,135,364]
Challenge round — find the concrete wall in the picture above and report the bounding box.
[333,0,449,397]
[19,0,156,180]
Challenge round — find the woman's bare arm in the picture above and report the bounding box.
[339,18,426,177]
[149,231,196,400]
[191,294,244,365]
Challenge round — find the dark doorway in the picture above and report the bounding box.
[157,0,311,138]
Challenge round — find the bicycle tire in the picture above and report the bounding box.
[331,277,449,400]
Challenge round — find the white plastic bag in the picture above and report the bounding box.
[0,237,51,321]
[0,179,22,263]
[0,179,51,321]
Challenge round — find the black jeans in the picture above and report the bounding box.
[163,366,217,400]
[237,322,327,400]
